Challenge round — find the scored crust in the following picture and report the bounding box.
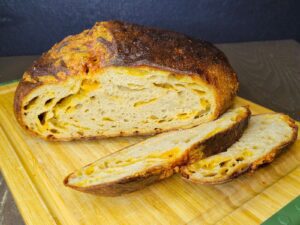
[14,21,238,140]
[180,113,298,184]
[64,107,250,196]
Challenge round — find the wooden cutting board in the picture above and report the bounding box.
[0,82,299,225]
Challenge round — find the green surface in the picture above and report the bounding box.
[262,196,300,225]
[0,79,19,86]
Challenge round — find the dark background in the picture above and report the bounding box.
[0,0,300,56]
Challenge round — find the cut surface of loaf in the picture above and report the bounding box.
[14,21,238,140]
[181,113,298,184]
[64,106,250,196]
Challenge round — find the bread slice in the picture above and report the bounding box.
[181,113,298,184]
[14,21,238,140]
[64,106,250,196]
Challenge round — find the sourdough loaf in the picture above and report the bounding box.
[181,113,298,184]
[64,106,250,196]
[14,21,238,140]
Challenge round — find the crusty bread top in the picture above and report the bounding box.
[14,21,238,124]
[24,21,237,83]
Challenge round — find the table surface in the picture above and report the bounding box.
[0,40,299,225]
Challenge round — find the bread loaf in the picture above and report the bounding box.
[14,21,238,140]
[181,113,298,184]
[64,106,250,196]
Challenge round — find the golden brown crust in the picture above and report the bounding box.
[63,107,250,196]
[181,114,298,185]
[13,81,44,138]
[14,20,238,140]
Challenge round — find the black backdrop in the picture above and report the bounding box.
[0,0,300,56]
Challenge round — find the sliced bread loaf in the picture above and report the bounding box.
[64,106,250,196]
[181,113,298,184]
[14,21,238,141]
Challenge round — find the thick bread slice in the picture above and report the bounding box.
[14,20,238,140]
[181,113,298,184]
[64,106,250,196]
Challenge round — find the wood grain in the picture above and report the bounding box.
[0,40,299,225]
[216,166,300,224]
[0,126,56,225]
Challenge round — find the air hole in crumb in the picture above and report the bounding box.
[193,89,206,95]
[57,94,73,105]
[175,83,185,87]
[45,98,54,106]
[38,112,47,125]
[47,134,54,139]
[24,96,38,110]
[103,117,114,121]
[75,104,82,109]
[220,169,229,175]
[205,173,217,177]
[236,157,244,162]
[50,129,58,133]
[84,109,89,113]
[219,162,226,167]
[194,112,203,119]
[153,83,174,89]
[90,96,96,100]
[77,131,84,136]
[84,65,89,73]
[150,115,158,120]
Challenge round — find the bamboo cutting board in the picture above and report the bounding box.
[0,82,299,225]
